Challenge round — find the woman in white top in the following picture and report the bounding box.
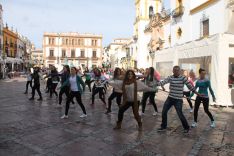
[60,67,87,119]
[24,69,32,94]
[109,70,154,131]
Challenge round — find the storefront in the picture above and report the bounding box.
[155,34,234,106]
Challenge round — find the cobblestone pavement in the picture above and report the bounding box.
[0,78,234,156]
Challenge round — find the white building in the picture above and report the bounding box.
[43,32,103,69]
[31,47,43,67]
[106,38,131,69]
[144,0,234,106]
[134,0,162,68]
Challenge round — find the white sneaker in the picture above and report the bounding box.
[191,122,197,128]
[189,108,193,113]
[139,112,144,116]
[80,114,87,118]
[210,121,216,128]
[153,112,158,116]
[61,115,68,119]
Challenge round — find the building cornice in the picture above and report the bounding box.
[190,0,219,15]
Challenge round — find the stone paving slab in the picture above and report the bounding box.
[0,78,234,156]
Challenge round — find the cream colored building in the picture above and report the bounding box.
[43,32,103,69]
[31,47,43,67]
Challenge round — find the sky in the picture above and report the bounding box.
[1,0,170,48]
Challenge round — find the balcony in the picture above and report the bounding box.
[172,5,184,18]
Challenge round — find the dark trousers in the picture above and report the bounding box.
[32,84,42,98]
[25,81,32,92]
[59,86,70,104]
[85,79,92,92]
[161,97,189,130]
[46,78,52,92]
[183,91,193,109]
[194,96,214,122]
[141,91,158,113]
[50,83,58,97]
[92,87,106,105]
[107,90,122,111]
[65,91,86,115]
[117,101,141,123]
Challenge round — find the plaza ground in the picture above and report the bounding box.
[0,78,233,156]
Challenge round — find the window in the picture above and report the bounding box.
[49,50,54,57]
[62,50,66,57]
[72,39,74,45]
[92,40,94,46]
[81,50,85,57]
[149,6,154,18]
[95,40,97,46]
[71,50,75,57]
[78,39,80,45]
[202,19,209,37]
[92,51,97,58]
[66,39,68,45]
[228,58,234,88]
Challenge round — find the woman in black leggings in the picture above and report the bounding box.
[105,67,123,114]
[60,67,87,119]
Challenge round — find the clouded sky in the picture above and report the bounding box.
[1,0,170,48]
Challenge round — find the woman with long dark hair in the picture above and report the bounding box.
[140,67,159,116]
[105,67,123,114]
[191,68,216,128]
[109,70,154,131]
[60,67,87,119]
[58,65,74,105]
[83,67,92,92]
[91,68,107,105]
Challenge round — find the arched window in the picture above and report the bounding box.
[149,6,154,18]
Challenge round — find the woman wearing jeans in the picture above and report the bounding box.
[60,67,87,119]
[191,68,216,128]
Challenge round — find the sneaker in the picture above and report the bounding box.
[29,97,34,100]
[139,112,144,116]
[61,115,68,119]
[37,98,43,101]
[191,122,197,128]
[157,127,166,132]
[210,121,216,128]
[189,108,193,113]
[80,114,87,118]
[183,128,190,133]
[153,112,158,116]
[105,109,111,114]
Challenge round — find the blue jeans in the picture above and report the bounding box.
[161,97,189,130]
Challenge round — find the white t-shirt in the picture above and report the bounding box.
[69,76,79,91]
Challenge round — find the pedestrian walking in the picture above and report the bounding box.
[29,67,43,101]
[24,69,32,94]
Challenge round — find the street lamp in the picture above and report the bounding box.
[57,33,61,66]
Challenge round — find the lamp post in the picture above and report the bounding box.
[57,33,61,66]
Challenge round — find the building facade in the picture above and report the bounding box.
[134,0,162,68]
[144,0,234,106]
[31,47,43,67]
[0,4,3,57]
[43,32,103,69]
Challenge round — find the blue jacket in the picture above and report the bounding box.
[61,75,85,93]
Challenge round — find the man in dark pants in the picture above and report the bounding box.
[29,67,43,101]
[157,66,200,133]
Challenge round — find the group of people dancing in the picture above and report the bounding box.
[24,65,216,133]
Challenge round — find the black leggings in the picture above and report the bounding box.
[107,90,122,111]
[65,91,86,115]
[59,86,69,104]
[118,101,141,123]
[194,96,214,122]
[183,91,193,109]
[31,84,42,98]
[50,83,58,97]
[92,87,106,105]
[25,81,32,92]
[141,91,158,113]
[85,79,92,92]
